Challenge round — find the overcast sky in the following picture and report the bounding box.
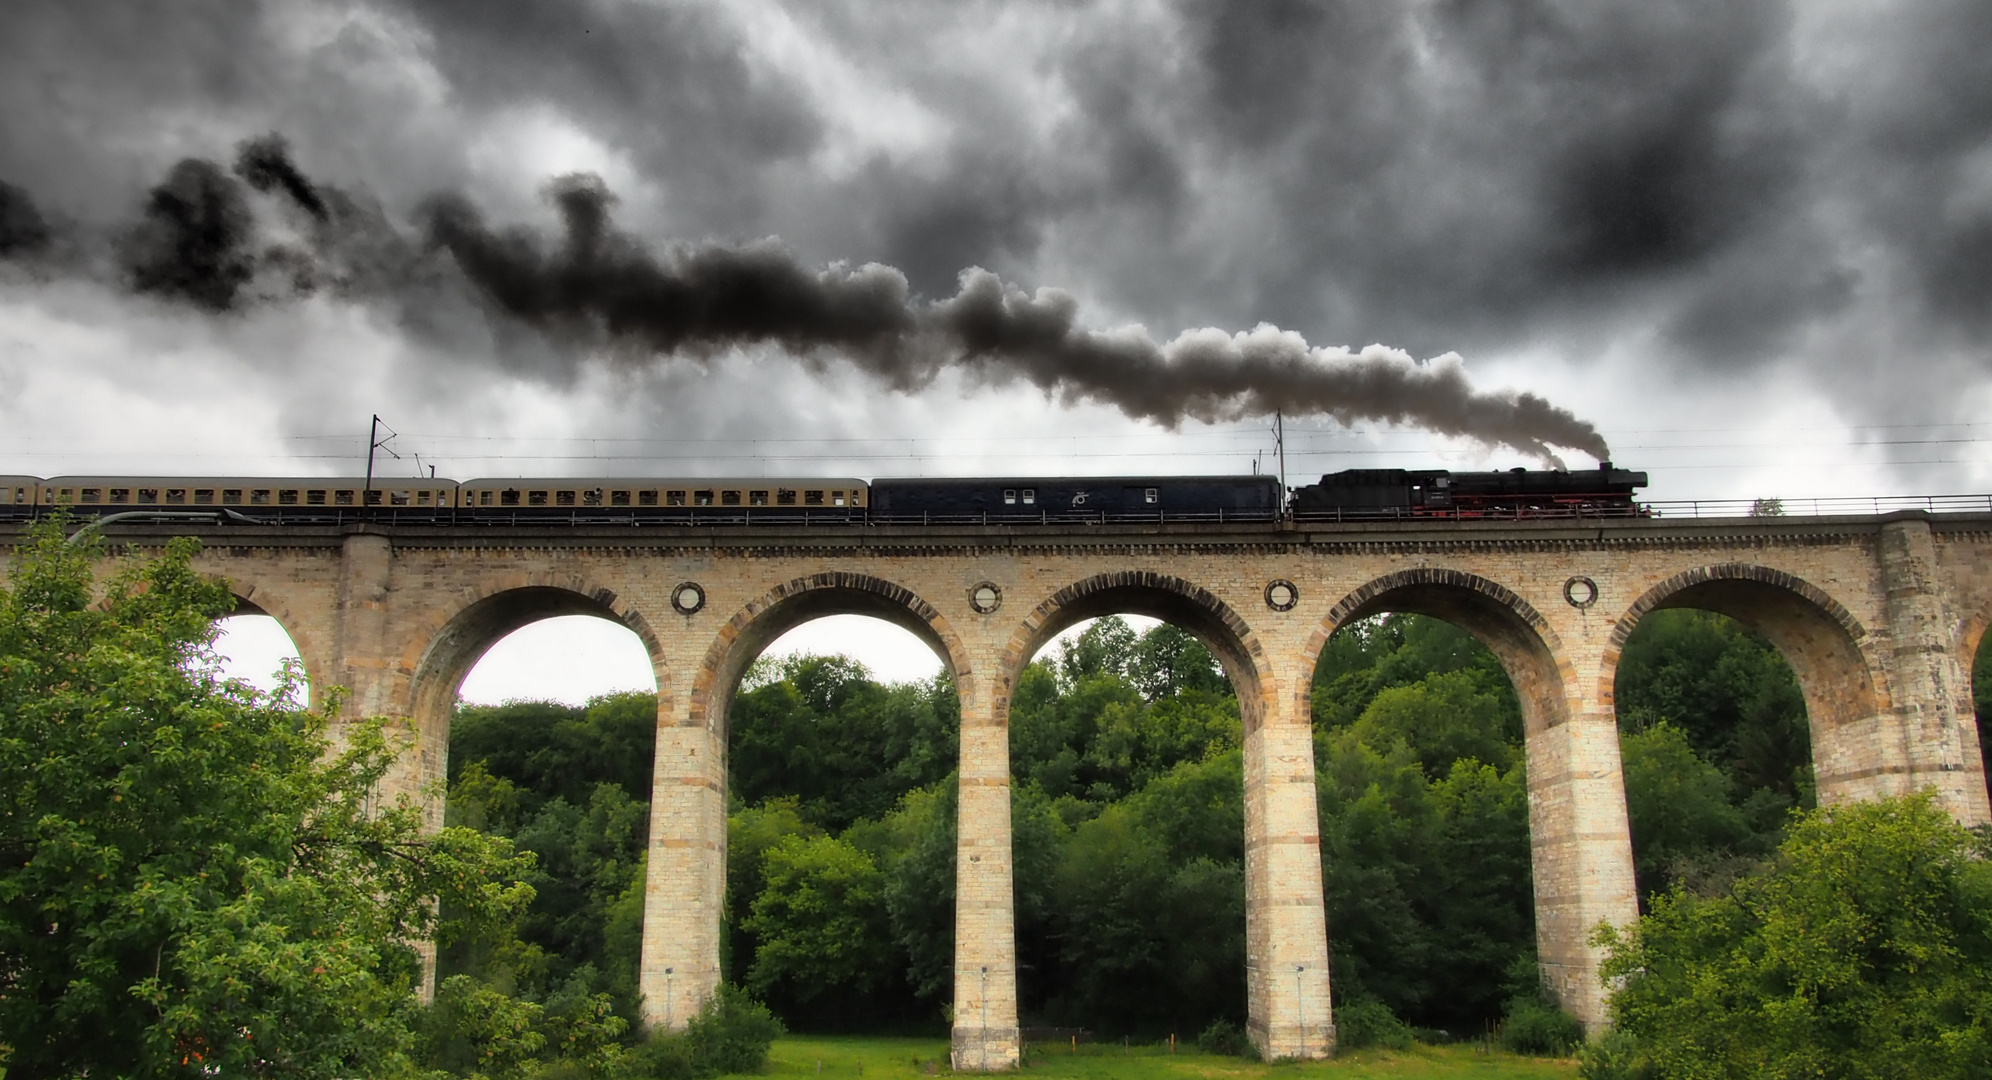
[11,0,1992,698]
[4,0,1990,504]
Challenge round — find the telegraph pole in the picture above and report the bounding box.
[364,415,400,506]
[365,414,382,499]
[1274,411,1289,519]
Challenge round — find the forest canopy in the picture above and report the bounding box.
[444,605,1821,1043]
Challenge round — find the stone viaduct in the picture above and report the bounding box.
[12,509,1992,1067]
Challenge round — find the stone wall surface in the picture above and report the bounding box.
[12,510,1992,1065]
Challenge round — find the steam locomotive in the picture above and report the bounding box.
[0,464,1645,525]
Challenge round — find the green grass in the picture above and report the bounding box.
[751,1035,1578,1079]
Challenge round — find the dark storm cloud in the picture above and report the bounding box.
[389,0,822,230]
[0,182,51,258]
[4,0,1992,469]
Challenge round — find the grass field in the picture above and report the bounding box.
[754,1035,1580,1079]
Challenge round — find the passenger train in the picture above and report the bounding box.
[0,464,1648,525]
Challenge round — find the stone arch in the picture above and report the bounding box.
[1308,567,1624,1033]
[1602,564,1881,801]
[1000,569,1270,729]
[399,578,665,829]
[408,579,664,725]
[221,583,327,698]
[688,572,972,739]
[1309,567,1574,735]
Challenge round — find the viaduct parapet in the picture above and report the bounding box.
[10,510,1992,1066]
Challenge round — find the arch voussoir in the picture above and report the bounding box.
[999,569,1264,693]
[687,571,968,730]
[1608,562,1866,655]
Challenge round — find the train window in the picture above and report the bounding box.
[279,490,299,505]
[749,490,768,506]
[305,490,326,506]
[1145,488,1158,504]
[611,490,631,506]
[529,491,549,506]
[582,490,603,507]
[361,489,379,506]
[804,490,825,506]
[1021,489,1035,505]
[667,491,686,506]
[777,488,797,506]
[501,489,520,506]
[1004,489,1017,504]
[721,491,741,506]
[138,489,159,504]
[335,490,355,506]
[194,489,214,505]
[693,490,713,506]
[556,490,576,507]
[639,490,658,506]
[222,490,242,505]
[165,489,187,504]
[109,489,130,504]
[252,490,272,505]
[832,491,846,506]
[390,490,410,506]
[414,490,431,506]
[80,488,99,502]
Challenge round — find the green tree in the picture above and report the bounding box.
[1128,623,1229,699]
[1312,614,1521,736]
[1619,723,1755,900]
[729,656,956,831]
[1031,754,1248,1036]
[884,780,957,1006]
[1058,616,1139,684]
[451,692,659,810]
[0,522,534,1077]
[1599,793,1992,1078]
[724,798,823,983]
[1615,609,1811,805]
[743,835,892,1013]
[1354,670,1520,778]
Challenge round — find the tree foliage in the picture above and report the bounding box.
[729,656,957,832]
[0,521,533,1078]
[435,606,1830,1049]
[1598,794,1992,1079]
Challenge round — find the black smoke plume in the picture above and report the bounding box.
[0,181,52,258]
[233,133,329,223]
[98,140,1611,462]
[121,159,256,311]
[424,175,1611,462]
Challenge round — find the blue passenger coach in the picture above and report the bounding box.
[868,475,1282,523]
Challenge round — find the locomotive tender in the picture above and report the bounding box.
[0,464,1646,525]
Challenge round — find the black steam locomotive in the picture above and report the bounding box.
[1289,463,1649,520]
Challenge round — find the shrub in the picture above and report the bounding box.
[1597,793,1992,1079]
[1195,1018,1251,1057]
[1334,997,1415,1051]
[624,985,784,1079]
[1501,997,1583,1057]
[1577,1030,1656,1080]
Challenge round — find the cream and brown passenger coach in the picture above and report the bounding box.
[25,477,868,514]
[455,477,866,510]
